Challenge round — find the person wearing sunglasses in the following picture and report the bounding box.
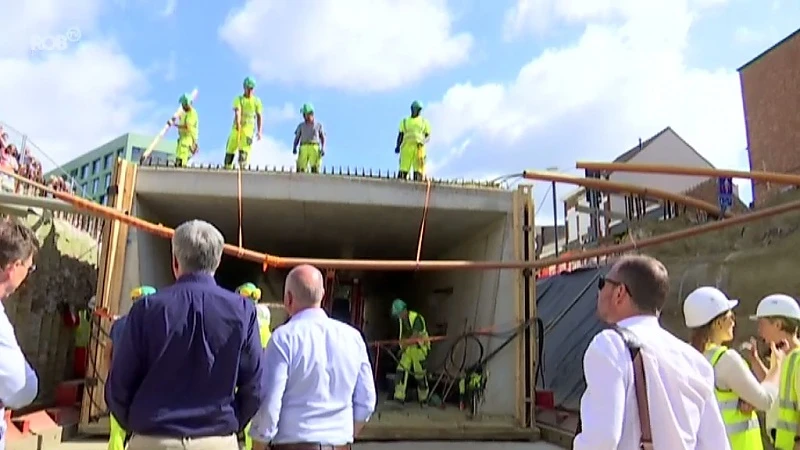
[684,286,781,450]
[574,255,730,450]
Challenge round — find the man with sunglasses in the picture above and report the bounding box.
[0,220,40,450]
[574,255,730,450]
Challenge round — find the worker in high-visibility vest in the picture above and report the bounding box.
[107,285,157,450]
[224,77,263,170]
[168,93,199,167]
[235,282,271,450]
[390,298,430,404]
[394,101,430,181]
[683,287,779,450]
[292,103,326,173]
[749,294,800,449]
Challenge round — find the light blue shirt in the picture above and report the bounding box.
[0,302,39,450]
[249,308,376,445]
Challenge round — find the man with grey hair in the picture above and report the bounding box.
[250,264,377,450]
[574,254,729,450]
[107,220,265,450]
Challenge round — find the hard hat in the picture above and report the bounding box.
[243,76,256,88]
[178,93,191,105]
[750,294,800,321]
[410,100,423,111]
[256,303,271,324]
[130,285,156,300]
[237,282,262,301]
[391,298,407,317]
[683,286,738,328]
[301,103,315,114]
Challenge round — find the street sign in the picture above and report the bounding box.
[718,177,733,211]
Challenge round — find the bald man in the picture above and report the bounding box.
[249,265,377,450]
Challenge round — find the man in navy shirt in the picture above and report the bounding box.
[106,220,265,450]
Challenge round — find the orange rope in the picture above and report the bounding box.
[415,179,432,264]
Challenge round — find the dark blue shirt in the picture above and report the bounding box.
[105,273,264,437]
[108,315,127,346]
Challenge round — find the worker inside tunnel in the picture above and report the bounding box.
[129,186,523,419]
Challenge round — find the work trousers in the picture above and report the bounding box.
[394,346,429,402]
[127,434,238,450]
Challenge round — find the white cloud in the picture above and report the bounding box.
[218,0,473,92]
[192,136,297,170]
[429,0,752,206]
[263,103,297,126]
[0,0,153,173]
[160,0,177,17]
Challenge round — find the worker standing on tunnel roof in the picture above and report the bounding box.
[292,103,325,173]
[394,101,430,182]
[168,94,198,168]
[236,282,271,450]
[749,294,800,449]
[225,77,263,170]
[390,298,430,405]
[106,285,156,450]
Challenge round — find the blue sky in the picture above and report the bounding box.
[1,0,798,224]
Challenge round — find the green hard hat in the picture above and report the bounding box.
[237,282,261,301]
[301,103,315,114]
[410,100,423,111]
[131,285,156,300]
[243,76,256,88]
[178,93,191,105]
[391,298,407,316]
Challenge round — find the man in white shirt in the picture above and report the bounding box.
[249,264,377,450]
[574,255,730,450]
[0,220,40,450]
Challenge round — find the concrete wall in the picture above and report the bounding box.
[411,214,517,417]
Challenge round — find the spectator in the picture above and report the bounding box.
[249,264,377,450]
[0,147,18,193]
[574,255,730,450]
[106,219,264,450]
[0,219,41,450]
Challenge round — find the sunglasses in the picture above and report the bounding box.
[598,275,629,293]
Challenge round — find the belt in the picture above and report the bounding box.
[270,444,351,450]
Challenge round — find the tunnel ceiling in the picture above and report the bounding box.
[136,193,506,259]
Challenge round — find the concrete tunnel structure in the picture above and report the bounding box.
[114,165,536,434]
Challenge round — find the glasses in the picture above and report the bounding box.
[598,276,629,294]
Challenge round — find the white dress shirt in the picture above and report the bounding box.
[0,301,39,450]
[573,315,731,450]
[249,307,376,445]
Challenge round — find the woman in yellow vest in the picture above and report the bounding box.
[236,282,271,450]
[107,285,156,450]
[683,287,782,449]
[749,294,800,449]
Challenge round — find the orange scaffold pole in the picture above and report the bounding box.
[521,169,729,218]
[574,161,800,187]
[8,168,800,271]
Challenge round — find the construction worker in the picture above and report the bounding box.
[168,94,198,167]
[107,285,156,450]
[683,287,778,450]
[235,282,271,450]
[390,298,430,404]
[394,101,430,181]
[224,77,263,170]
[749,294,800,449]
[292,103,326,173]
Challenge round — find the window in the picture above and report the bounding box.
[130,147,144,161]
[92,158,101,174]
[80,164,89,179]
[80,183,88,196]
[104,173,112,189]
[99,195,107,205]
[148,150,174,165]
[69,169,78,179]
[117,148,124,159]
[104,152,114,169]
[92,177,99,194]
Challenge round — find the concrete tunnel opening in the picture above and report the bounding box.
[121,169,525,424]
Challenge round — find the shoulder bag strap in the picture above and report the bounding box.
[612,326,653,449]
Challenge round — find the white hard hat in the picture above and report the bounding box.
[750,294,800,321]
[683,286,738,328]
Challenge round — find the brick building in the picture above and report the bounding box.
[739,28,800,206]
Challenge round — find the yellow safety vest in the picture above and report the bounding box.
[775,348,800,449]
[257,317,271,349]
[398,311,430,354]
[705,346,763,449]
[75,311,90,347]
